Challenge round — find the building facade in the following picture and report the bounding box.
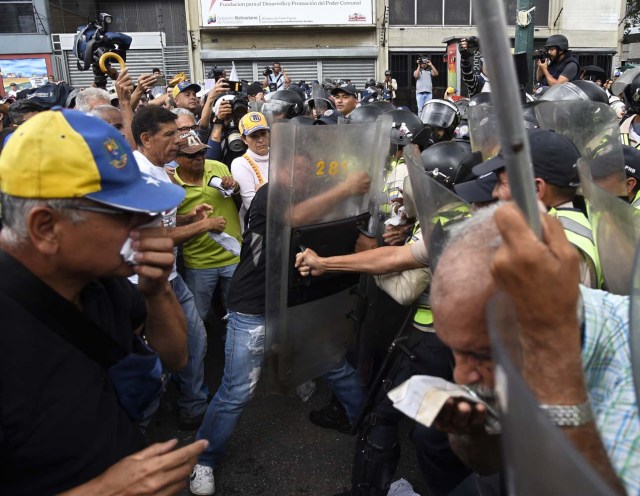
[0,0,626,105]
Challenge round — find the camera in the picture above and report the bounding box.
[263,66,273,77]
[207,65,225,81]
[534,48,548,61]
[73,13,132,89]
[214,82,250,153]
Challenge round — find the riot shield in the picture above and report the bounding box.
[265,115,391,393]
[311,82,331,119]
[578,161,640,294]
[487,292,617,495]
[611,67,640,99]
[534,100,639,293]
[467,102,501,161]
[630,243,640,404]
[404,144,471,270]
[539,82,590,102]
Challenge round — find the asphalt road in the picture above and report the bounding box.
[148,315,427,496]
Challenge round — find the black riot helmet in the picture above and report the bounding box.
[545,34,569,51]
[349,104,386,123]
[623,72,640,115]
[454,98,471,121]
[419,99,460,142]
[386,108,426,147]
[540,80,608,104]
[420,140,480,189]
[522,101,541,129]
[369,100,396,111]
[262,89,304,119]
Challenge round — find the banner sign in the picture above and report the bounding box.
[201,0,373,27]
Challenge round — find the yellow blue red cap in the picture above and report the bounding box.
[238,112,269,136]
[0,109,185,212]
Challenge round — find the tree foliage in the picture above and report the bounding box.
[625,0,640,30]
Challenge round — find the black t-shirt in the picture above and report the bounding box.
[0,251,146,495]
[227,184,269,314]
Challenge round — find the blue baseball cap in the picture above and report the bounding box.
[0,109,185,213]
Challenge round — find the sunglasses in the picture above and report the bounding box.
[178,149,206,158]
[177,124,199,132]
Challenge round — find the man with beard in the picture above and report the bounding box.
[536,34,580,87]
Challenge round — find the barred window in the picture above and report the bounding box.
[0,1,37,34]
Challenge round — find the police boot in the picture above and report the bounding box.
[350,419,400,496]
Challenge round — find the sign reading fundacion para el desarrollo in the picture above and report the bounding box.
[201,0,373,27]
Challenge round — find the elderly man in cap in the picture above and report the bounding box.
[0,109,207,495]
[331,83,359,117]
[173,131,241,321]
[473,128,602,289]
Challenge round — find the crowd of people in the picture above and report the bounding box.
[1,32,640,496]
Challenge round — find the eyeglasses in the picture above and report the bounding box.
[177,149,206,158]
[62,204,155,227]
[177,125,199,132]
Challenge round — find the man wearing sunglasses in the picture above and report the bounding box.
[173,133,241,322]
[0,109,208,495]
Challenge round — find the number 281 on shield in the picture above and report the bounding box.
[316,160,349,176]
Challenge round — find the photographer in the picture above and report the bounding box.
[536,34,580,87]
[262,62,291,92]
[413,56,439,113]
[384,70,397,104]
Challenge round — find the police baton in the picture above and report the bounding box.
[472,0,541,237]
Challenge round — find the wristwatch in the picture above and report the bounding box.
[539,401,593,427]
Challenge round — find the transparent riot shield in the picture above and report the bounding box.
[535,101,639,293]
[467,102,501,161]
[611,67,640,99]
[487,292,618,495]
[539,82,589,102]
[404,144,471,270]
[630,243,640,404]
[578,161,640,294]
[265,115,391,393]
[311,82,331,119]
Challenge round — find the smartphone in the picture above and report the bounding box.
[155,75,166,87]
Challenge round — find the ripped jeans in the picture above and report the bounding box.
[196,311,265,467]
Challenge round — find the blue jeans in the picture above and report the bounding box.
[171,274,209,417]
[416,91,433,113]
[196,311,365,467]
[184,263,238,321]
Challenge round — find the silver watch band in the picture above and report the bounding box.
[539,401,594,427]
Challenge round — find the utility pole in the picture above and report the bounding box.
[514,0,536,93]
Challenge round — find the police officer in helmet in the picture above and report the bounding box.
[536,34,580,87]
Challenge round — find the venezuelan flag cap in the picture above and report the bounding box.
[0,109,185,213]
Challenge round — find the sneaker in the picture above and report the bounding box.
[190,464,215,495]
[309,400,351,434]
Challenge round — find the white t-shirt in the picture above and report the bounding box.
[130,150,178,283]
[231,148,270,228]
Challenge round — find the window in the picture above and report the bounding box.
[0,1,37,33]
[390,0,549,27]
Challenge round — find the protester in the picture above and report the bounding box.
[75,87,111,112]
[430,203,638,495]
[173,132,241,321]
[0,108,208,495]
[413,56,439,112]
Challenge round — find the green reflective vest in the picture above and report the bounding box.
[549,207,603,289]
[632,189,640,210]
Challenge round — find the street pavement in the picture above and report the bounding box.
[148,315,427,496]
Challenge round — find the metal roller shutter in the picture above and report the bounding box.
[256,60,319,84]
[321,59,376,88]
[65,49,165,88]
[163,45,191,79]
[202,61,254,82]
